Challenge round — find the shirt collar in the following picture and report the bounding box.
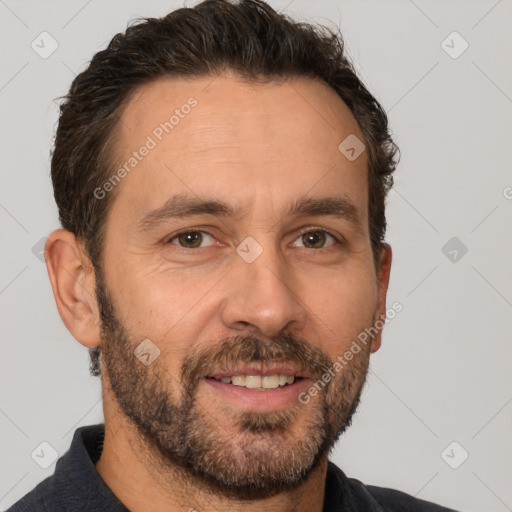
[51,423,129,511]
[55,423,383,512]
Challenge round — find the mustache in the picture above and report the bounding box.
[180,332,333,392]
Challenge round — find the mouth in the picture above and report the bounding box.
[202,366,313,411]
[205,374,303,391]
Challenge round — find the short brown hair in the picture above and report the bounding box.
[50,0,399,376]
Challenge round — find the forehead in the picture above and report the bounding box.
[120,72,364,152]
[110,72,369,227]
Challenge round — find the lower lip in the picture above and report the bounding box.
[202,377,313,412]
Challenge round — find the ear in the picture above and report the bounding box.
[45,229,101,348]
[370,243,392,353]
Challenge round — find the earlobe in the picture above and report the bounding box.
[370,243,392,353]
[45,229,101,349]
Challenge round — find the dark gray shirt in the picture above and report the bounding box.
[6,423,459,511]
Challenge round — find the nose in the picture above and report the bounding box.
[220,239,306,340]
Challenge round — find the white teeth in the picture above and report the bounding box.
[231,375,246,386]
[245,375,262,389]
[261,375,279,389]
[214,374,296,389]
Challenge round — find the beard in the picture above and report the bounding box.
[94,265,372,500]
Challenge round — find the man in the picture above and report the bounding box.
[7,0,459,511]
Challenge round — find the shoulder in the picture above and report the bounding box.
[326,461,460,512]
[4,476,55,512]
[364,482,460,511]
[5,424,108,512]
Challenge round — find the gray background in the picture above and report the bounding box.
[1,1,511,511]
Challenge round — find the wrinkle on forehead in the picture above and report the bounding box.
[107,72,369,239]
[118,72,364,154]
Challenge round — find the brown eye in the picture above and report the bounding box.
[167,231,215,249]
[293,230,337,249]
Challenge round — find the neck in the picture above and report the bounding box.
[95,378,328,512]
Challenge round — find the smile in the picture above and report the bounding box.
[202,375,312,411]
[206,374,299,390]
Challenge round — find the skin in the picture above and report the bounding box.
[45,72,392,512]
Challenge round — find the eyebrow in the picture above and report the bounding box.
[137,193,362,233]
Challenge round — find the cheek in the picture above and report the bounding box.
[305,267,377,353]
[112,267,211,347]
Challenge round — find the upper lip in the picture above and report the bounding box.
[206,364,311,380]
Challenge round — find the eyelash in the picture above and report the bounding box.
[164,227,343,251]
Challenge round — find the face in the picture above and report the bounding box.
[95,72,389,499]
